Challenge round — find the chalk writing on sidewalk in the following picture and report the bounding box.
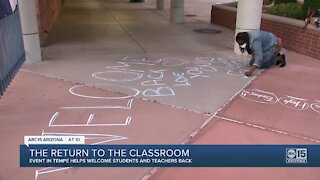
[48,111,133,127]
[240,89,278,104]
[92,70,143,82]
[142,87,175,97]
[240,89,320,114]
[35,132,127,178]
[91,56,248,98]
[34,56,248,179]
[70,84,140,99]
[279,96,309,111]
[163,58,189,67]
[311,101,320,114]
[173,72,190,86]
[35,84,135,179]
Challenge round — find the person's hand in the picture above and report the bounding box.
[244,71,252,77]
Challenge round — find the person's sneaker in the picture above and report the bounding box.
[275,53,281,65]
[279,54,286,67]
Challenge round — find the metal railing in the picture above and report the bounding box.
[0,7,25,96]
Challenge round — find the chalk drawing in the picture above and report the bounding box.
[87,114,95,125]
[69,84,140,99]
[186,67,209,79]
[60,98,134,109]
[33,55,252,179]
[226,69,245,76]
[120,57,157,65]
[195,57,215,66]
[48,116,132,127]
[147,69,167,79]
[198,65,218,72]
[36,167,71,180]
[240,89,320,113]
[105,62,145,73]
[95,56,250,99]
[311,101,320,114]
[172,72,190,86]
[36,131,127,180]
[212,57,245,70]
[92,71,143,82]
[104,57,159,73]
[218,57,237,68]
[163,58,189,67]
[240,89,278,104]
[279,96,309,110]
[142,87,175,97]
[95,56,248,98]
[141,80,166,86]
[48,112,59,126]
[194,57,218,72]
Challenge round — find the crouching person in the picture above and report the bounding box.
[236,31,286,77]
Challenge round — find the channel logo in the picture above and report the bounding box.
[286,148,307,164]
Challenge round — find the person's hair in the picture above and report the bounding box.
[236,32,252,54]
[236,32,249,44]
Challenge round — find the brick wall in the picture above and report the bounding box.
[36,0,64,46]
[211,5,320,60]
[211,6,236,30]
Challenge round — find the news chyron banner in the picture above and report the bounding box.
[21,136,320,167]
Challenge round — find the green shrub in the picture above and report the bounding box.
[263,0,274,5]
[302,0,320,18]
[274,0,297,4]
[268,3,305,20]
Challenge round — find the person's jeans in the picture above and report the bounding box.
[260,46,276,69]
[251,46,276,69]
[249,58,254,66]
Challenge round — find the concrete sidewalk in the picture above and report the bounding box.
[23,0,252,114]
[1,0,319,179]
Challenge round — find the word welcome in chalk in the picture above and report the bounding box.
[30,55,247,179]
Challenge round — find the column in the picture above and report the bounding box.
[234,0,263,54]
[18,0,42,63]
[157,0,165,10]
[170,0,184,23]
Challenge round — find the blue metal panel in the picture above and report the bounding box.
[0,7,25,96]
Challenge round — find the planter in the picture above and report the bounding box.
[211,5,320,60]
